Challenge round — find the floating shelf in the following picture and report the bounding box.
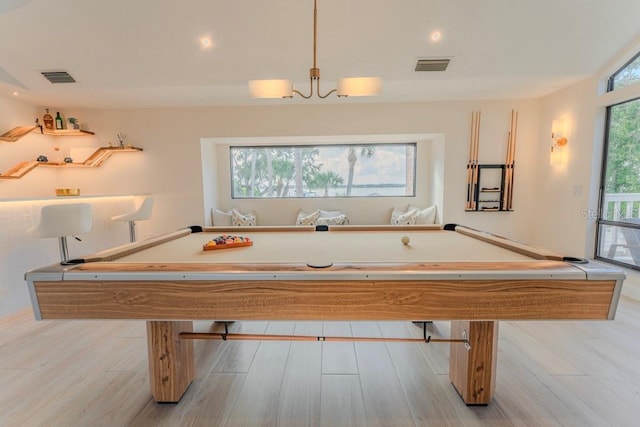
[0,126,38,142]
[42,129,95,136]
[83,146,141,167]
[0,146,142,179]
[1,126,94,142]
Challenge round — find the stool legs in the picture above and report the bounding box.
[128,220,136,242]
[58,237,69,262]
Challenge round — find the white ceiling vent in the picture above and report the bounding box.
[414,58,450,72]
[41,71,76,84]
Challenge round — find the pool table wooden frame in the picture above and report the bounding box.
[25,224,625,405]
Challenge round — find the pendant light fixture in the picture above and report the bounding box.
[249,0,382,99]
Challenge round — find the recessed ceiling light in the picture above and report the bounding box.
[199,36,213,49]
[430,31,442,42]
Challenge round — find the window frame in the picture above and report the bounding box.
[607,50,640,92]
[595,95,640,270]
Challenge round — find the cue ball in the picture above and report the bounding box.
[401,236,410,245]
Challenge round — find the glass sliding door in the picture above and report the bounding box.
[596,97,640,269]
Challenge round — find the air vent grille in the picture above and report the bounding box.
[414,59,450,72]
[41,71,76,84]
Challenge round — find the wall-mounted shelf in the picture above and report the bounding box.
[0,126,38,142]
[0,126,94,142]
[42,129,95,136]
[83,146,141,167]
[0,146,143,179]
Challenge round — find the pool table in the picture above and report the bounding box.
[25,224,625,405]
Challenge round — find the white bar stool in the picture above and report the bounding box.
[28,203,93,263]
[111,196,154,242]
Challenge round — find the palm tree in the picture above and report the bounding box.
[346,146,375,196]
[323,171,344,197]
[311,171,344,197]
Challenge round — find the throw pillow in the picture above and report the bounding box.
[231,210,257,226]
[389,208,417,225]
[316,214,350,225]
[296,209,320,225]
[407,205,437,224]
[212,208,235,226]
[319,210,343,218]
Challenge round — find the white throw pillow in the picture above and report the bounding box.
[407,205,437,224]
[212,208,236,226]
[316,214,350,225]
[390,208,417,225]
[319,210,342,218]
[296,209,320,225]
[231,210,257,226]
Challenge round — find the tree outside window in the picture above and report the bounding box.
[230,143,416,199]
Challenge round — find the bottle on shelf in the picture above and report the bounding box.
[43,109,54,131]
[55,112,63,130]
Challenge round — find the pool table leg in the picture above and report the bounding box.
[449,320,498,405]
[146,320,195,403]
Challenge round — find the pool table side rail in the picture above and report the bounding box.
[79,228,193,262]
[454,226,564,261]
[205,225,443,233]
[64,260,585,275]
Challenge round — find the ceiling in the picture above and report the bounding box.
[1,0,639,109]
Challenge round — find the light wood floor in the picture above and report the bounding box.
[1,298,639,427]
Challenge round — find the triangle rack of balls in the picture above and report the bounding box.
[203,235,253,251]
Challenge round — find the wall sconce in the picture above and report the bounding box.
[550,119,568,165]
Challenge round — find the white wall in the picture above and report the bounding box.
[66,101,541,237]
[532,77,600,257]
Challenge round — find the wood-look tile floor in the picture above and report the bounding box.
[1,297,639,426]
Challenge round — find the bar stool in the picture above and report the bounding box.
[28,203,93,263]
[111,196,154,242]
